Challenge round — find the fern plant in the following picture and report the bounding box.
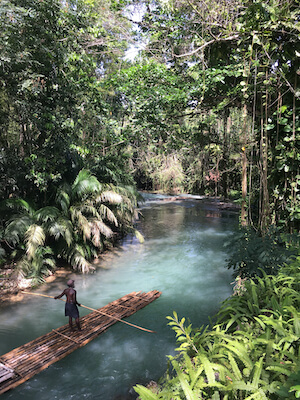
[135,267,300,400]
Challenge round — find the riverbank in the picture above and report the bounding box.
[0,267,68,305]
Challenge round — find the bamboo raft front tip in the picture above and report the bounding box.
[0,290,161,395]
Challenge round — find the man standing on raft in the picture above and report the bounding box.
[55,279,81,332]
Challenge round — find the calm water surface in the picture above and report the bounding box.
[0,197,238,399]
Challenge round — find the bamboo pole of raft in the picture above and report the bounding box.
[21,291,155,333]
[52,329,80,344]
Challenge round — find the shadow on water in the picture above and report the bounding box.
[0,197,238,400]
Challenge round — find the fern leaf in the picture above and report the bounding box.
[231,381,256,391]
[199,354,216,385]
[253,316,266,330]
[211,392,220,400]
[244,388,269,399]
[252,356,264,388]
[286,306,300,336]
[228,352,242,380]
[223,340,253,369]
[266,365,293,376]
[134,384,160,400]
[251,284,259,310]
[172,359,199,400]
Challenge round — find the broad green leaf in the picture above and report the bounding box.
[134,384,160,400]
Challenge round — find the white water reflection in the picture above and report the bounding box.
[0,198,238,399]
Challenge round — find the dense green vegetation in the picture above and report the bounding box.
[0,0,299,397]
[135,264,300,399]
[0,0,299,282]
[0,0,140,281]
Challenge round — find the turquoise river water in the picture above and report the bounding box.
[0,196,238,399]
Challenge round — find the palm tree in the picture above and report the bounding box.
[3,169,141,280]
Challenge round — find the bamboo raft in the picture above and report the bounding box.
[0,290,161,395]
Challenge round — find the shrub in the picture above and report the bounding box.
[135,269,300,399]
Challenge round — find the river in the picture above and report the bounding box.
[0,196,238,399]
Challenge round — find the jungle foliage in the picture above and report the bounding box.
[1,169,140,282]
[0,0,140,279]
[0,0,299,288]
[0,1,299,398]
[108,0,300,234]
[224,227,299,277]
[134,265,300,399]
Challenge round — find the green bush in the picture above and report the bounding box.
[224,227,297,277]
[135,268,300,400]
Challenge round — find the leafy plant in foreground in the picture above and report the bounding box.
[135,268,300,400]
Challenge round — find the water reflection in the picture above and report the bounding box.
[0,198,238,400]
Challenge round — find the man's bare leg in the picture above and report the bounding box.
[75,317,81,331]
[69,316,74,332]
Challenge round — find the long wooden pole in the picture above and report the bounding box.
[21,291,155,333]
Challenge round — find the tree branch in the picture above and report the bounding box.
[173,34,239,58]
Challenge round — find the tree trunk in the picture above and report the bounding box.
[221,110,230,199]
[259,72,270,233]
[241,104,248,226]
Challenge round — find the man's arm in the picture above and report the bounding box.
[54,289,66,299]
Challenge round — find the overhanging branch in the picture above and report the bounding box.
[173,34,239,58]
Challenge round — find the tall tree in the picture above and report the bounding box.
[123,0,300,231]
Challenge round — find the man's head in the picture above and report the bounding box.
[67,279,75,287]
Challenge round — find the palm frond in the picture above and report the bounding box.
[18,246,55,284]
[34,206,61,223]
[90,227,103,249]
[72,169,101,199]
[2,198,35,215]
[91,219,114,242]
[79,203,100,218]
[96,190,123,204]
[66,245,94,273]
[5,215,34,245]
[56,186,71,214]
[25,224,45,260]
[70,206,93,241]
[134,229,145,244]
[98,204,118,226]
[48,218,73,247]
[0,245,5,259]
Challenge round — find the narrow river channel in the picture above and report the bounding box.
[0,196,238,399]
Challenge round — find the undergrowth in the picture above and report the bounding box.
[135,265,300,400]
